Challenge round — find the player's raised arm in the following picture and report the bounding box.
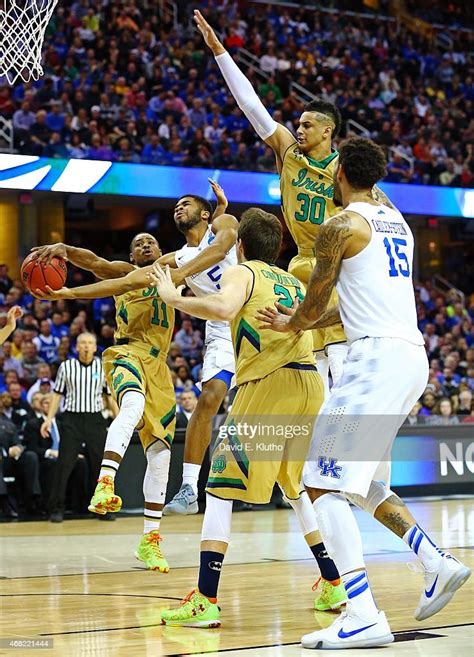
[209,179,228,219]
[0,306,23,345]
[31,243,134,279]
[149,263,251,322]
[194,10,295,162]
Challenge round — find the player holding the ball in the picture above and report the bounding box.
[21,252,67,293]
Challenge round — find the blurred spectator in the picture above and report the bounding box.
[23,393,89,515]
[176,390,198,429]
[21,342,45,387]
[6,382,31,429]
[0,396,41,517]
[0,341,23,378]
[33,320,60,363]
[174,319,203,359]
[419,389,437,416]
[457,390,473,416]
[427,397,460,425]
[404,400,425,425]
[26,363,54,404]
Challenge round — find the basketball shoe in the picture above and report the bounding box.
[163,484,198,515]
[415,552,471,621]
[88,475,122,514]
[161,590,221,627]
[135,531,169,573]
[301,605,394,649]
[313,577,348,611]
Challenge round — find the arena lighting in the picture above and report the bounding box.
[0,154,472,218]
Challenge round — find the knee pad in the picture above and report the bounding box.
[285,489,318,536]
[145,442,171,485]
[201,493,233,544]
[346,480,392,516]
[313,492,347,558]
[120,390,145,427]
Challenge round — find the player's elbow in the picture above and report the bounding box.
[212,303,236,321]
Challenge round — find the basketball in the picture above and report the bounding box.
[20,253,67,294]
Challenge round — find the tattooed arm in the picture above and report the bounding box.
[312,305,341,329]
[371,185,396,210]
[289,212,354,331]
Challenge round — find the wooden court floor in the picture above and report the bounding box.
[0,498,472,656]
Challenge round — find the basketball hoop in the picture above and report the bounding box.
[0,0,58,85]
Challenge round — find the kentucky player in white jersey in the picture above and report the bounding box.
[163,187,239,514]
[259,137,470,650]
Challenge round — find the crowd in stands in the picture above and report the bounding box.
[410,282,474,424]
[0,0,472,186]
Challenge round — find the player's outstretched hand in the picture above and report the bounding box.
[209,178,228,207]
[6,305,23,329]
[256,304,294,333]
[32,286,74,300]
[31,243,68,266]
[148,264,185,305]
[194,10,225,55]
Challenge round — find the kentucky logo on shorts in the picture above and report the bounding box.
[212,455,226,474]
[318,456,342,479]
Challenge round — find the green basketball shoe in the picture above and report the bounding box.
[135,530,169,573]
[313,577,348,611]
[88,475,122,514]
[161,589,221,627]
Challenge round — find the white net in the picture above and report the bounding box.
[0,0,58,85]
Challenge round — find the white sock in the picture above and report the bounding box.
[312,493,378,619]
[327,343,348,388]
[182,462,201,494]
[315,352,330,400]
[143,444,171,534]
[144,509,162,534]
[100,391,145,481]
[403,524,443,572]
[342,570,378,619]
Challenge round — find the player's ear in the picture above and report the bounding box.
[202,209,211,222]
[130,252,135,264]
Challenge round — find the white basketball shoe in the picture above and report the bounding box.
[415,553,471,621]
[301,606,394,650]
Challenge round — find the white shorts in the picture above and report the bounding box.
[303,337,428,497]
[201,337,236,385]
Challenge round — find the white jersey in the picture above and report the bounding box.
[336,202,424,346]
[175,226,237,343]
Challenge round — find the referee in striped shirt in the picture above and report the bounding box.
[41,332,117,522]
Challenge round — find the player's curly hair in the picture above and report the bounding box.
[338,137,387,189]
[303,99,342,137]
[238,208,282,263]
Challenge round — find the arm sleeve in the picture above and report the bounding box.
[215,52,278,140]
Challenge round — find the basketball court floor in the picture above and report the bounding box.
[1,498,472,656]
